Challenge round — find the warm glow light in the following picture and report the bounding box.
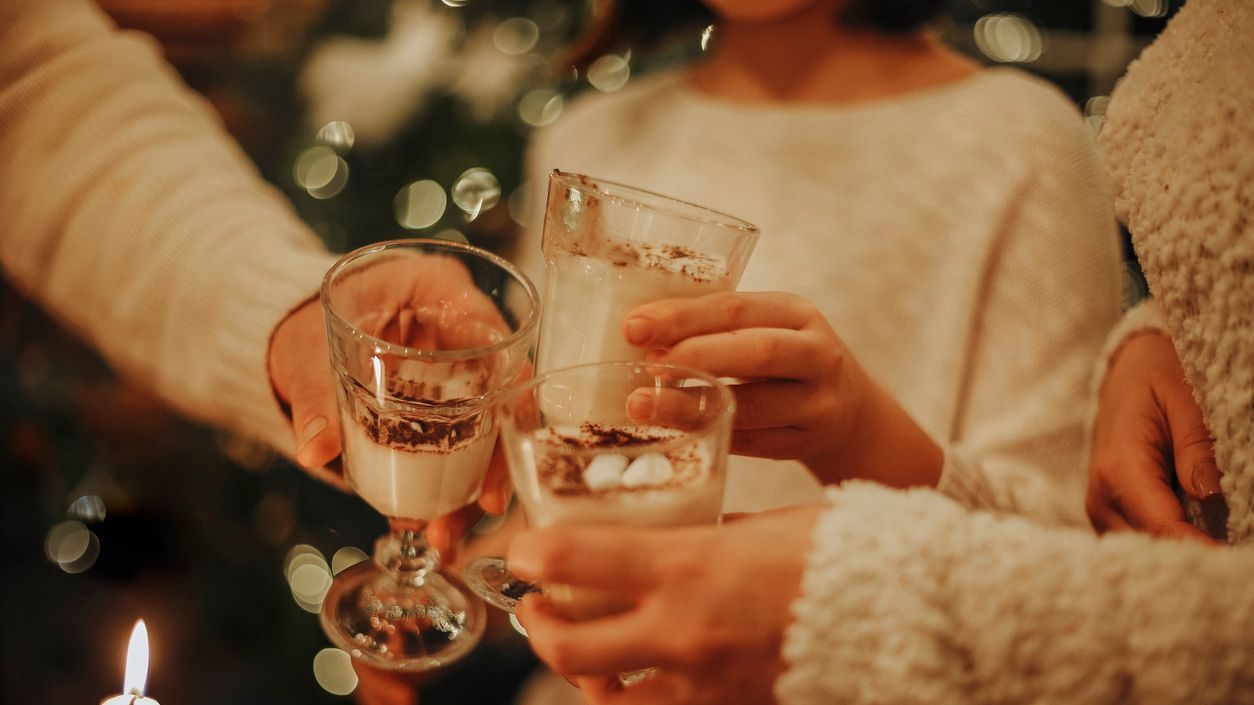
[124,620,150,695]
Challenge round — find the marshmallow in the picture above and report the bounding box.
[583,453,629,491]
[621,452,674,488]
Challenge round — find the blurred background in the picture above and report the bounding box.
[0,0,1174,702]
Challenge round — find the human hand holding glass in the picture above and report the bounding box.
[465,362,735,619]
[317,239,538,671]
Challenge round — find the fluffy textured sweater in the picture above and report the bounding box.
[778,2,1254,703]
[0,0,336,454]
[522,68,1124,524]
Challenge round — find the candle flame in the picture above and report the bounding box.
[123,619,149,696]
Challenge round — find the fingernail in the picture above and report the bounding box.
[626,389,655,420]
[297,415,328,461]
[624,318,654,346]
[1192,461,1223,498]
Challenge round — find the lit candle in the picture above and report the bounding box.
[101,620,162,705]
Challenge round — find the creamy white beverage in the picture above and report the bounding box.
[535,242,732,375]
[341,411,494,521]
[510,423,723,619]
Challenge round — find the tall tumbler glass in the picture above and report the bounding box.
[319,239,538,672]
[535,170,759,376]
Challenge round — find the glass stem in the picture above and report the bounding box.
[378,517,438,587]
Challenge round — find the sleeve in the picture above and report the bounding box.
[936,106,1124,525]
[0,0,337,454]
[776,482,1254,705]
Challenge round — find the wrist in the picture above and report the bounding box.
[809,379,942,489]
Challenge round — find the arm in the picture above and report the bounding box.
[509,483,1254,705]
[778,483,1254,705]
[937,113,1124,525]
[0,0,336,453]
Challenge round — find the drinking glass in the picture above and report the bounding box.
[319,239,539,671]
[466,362,734,617]
[534,170,759,375]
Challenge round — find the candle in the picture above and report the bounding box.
[101,620,161,705]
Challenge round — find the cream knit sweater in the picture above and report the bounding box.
[522,67,1123,523]
[0,0,336,454]
[778,2,1254,703]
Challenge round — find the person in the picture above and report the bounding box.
[0,0,509,539]
[517,0,1124,522]
[508,1,1254,702]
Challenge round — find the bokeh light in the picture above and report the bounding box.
[394,180,448,229]
[68,495,106,523]
[313,648,358,696]
[973,14,1043,64]
[588,54,630,92]
[286,545,332,613]
[1085,95,1111,134]
[433,228,470,243]
[45,520,100,574]
[452,167,501,219]
[700,24,715,52]
[294,145,349,199]
[518,89,563,126]
[493,17,540,55]
[317,121,356,151]
[1128,0,1168,17]
[507,183,531,227]
[331,546,369,575]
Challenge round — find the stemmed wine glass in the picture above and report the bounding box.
[319,238,538,671]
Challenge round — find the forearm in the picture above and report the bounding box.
[0,0,335,452]
[778,483,1254,705]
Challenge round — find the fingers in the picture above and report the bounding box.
[629,382,814,432]
[625,292,817,349]
[515,596,668,676]
[1105,458,1216,543]
[648,328,825,381]
[508,526,662,593]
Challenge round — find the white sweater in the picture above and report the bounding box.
[0,0,336,454]
[778,2,1254,703]
[522,67,1123,523]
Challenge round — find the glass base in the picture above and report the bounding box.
[320,560,486,671]
[464,556,538,613]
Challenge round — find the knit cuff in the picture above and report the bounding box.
[191,239,337,457]
[775,482,972,705]
[934,446,996,512]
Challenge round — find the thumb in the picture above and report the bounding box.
[288,363,343,472]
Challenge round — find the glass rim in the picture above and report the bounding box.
[549,170,759,236]
[321,238,540,362]
[500,361,737,457]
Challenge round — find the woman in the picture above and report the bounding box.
[518,0,1123,521]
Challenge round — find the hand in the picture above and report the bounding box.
[268,255,514,552]
[623,292,942,487]
[1087,331,1225,543]
[509,504,827,705]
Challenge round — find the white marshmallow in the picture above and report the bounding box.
[621,452,674,488]
[583,453,629,491]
